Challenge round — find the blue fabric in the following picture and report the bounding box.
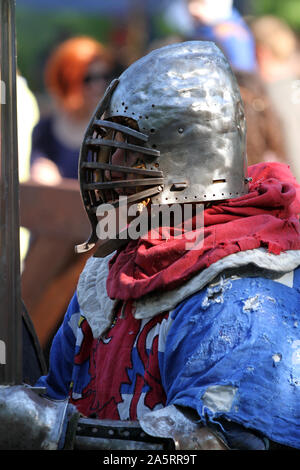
[37,266,300,448]
[36,293,79,399]
[30,116,80,179]
[193,8,257,72]
[160,271,300,449]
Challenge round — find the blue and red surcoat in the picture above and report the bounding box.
[36,163,300,448]
[37,255,300,449]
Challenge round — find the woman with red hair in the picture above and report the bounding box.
[30,36,114,184]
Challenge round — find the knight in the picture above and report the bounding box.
[34,41,300,450]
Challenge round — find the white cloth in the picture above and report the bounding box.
[77,248,300,338]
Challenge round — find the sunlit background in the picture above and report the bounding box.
[15,1,300,94]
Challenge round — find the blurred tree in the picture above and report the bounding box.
[234,0,254,15]
[253,0,300,31]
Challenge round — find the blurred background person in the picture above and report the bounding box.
[163,0,257,73]
[251,16,300,181]
[17,72,40,184]
[30,36,114,185]
[160,2,286,167]
[22,37,115,359]
[235,70,287,166]
[17,71,40,270]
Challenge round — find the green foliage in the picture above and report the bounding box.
[16,7,113,92]
[151,15,180,38]
[253,0,300,31]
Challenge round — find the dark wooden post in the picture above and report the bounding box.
[0,0,22,385]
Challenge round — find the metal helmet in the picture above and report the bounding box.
[76,41,249,254]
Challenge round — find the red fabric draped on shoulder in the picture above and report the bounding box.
[106,162,300,300]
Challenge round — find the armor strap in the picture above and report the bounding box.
[72,417,173,450]
[139,405,228,450]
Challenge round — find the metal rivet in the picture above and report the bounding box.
[178,127,184,133]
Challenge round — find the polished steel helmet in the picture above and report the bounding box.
[76,41,249,254]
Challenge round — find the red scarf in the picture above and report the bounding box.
[107,162,300,300]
